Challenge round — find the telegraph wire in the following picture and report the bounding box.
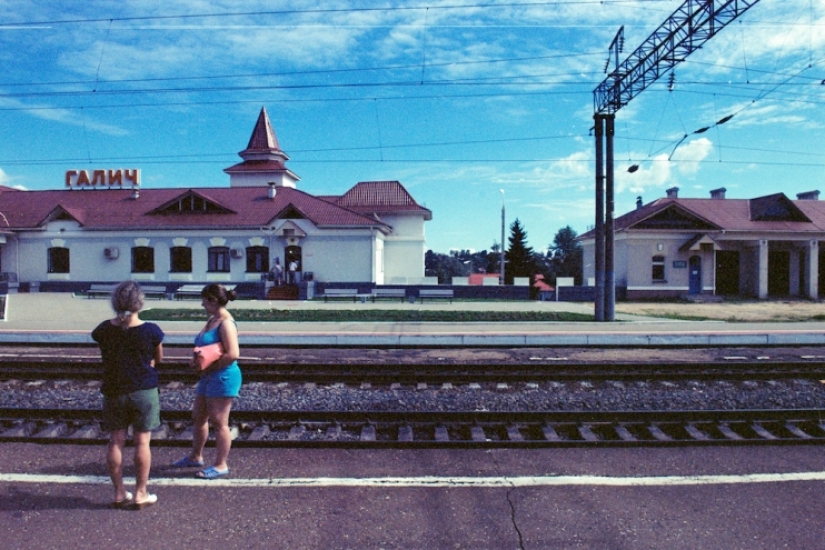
[1,2,676,27]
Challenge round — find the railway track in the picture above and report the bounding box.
[3,408,825,448]
[4,344,825,448]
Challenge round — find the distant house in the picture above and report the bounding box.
[0,107,431,295]
[468,274,501,285]
[579,187,825,300]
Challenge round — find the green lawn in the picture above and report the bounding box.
[140,309,594,323]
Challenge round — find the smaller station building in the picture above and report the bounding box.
[579,187,825,300]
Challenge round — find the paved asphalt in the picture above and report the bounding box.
[3,292,825,346]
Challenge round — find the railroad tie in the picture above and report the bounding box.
[506,425,524,442]
[749,422,778,440]
[398,425,413,442]
[69,424,100,439]
[784,421,813,439]
[325,424,342,440]
[360,424,376,442]
[248,424,271,441]
[288,424,306,440]
[717,423,744,440]
[647,424,672,441]
[577,425,599,442]
[614,424,637,442]
[684,423,711,441]
[542,424,563,442]
[434,426,449,442]
[35,422,67,438]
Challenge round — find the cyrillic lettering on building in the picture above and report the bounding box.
[64,169,141,188]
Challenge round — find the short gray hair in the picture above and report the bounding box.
[110,280,145,319]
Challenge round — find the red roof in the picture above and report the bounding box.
[325,181,432,220]
[0,185,401,232]
[244,107,282,152]
[580,193,825,239]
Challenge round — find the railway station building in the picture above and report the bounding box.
[0,108,432,298]
[579,187,825,300]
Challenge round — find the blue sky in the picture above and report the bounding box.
[1,1,823,254]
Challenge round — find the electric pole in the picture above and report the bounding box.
[592,0,761,321]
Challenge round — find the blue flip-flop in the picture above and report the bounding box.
[196,466,229,480]
[172,456,205,468]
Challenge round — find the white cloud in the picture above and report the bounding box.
[670,137,714,175]
[0,168,26,190]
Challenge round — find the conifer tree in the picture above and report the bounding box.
[504,218,536,284]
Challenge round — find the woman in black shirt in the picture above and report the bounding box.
[92,281,164,510]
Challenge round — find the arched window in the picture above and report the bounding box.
[208,246,230,272]
[170,246,192,273]
[246,246,269,273]
[132,246,155,273]
[48,247,70,273]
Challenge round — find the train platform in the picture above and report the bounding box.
[3,442,825,549]
[3,291,825,346]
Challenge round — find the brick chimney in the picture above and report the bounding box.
[710,187,726,199]
[636,196,643,210]
[666,187,679,199]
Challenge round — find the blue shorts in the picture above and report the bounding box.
[196,363,242,398]
[102,388,161,432]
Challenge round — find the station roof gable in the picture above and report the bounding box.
[147,190,236,215]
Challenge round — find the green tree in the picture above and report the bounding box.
[549,225,583,284]
[504,218,537,284]
[425,250,469,283]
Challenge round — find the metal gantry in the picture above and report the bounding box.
[592,0,761,321]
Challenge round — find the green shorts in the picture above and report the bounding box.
[102,388,161,432]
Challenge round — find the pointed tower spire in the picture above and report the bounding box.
[246,106,281,152]
[224,107,300,188]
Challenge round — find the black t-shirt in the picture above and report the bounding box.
[92,320,164,397]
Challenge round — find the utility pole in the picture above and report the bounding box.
[592,0,761,321]
[500,189,505,285]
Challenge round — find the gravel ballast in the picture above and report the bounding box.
[3,377,825,413]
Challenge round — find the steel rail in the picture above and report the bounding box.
[3,408,825,448]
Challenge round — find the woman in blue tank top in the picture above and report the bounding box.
[172,283,241,479]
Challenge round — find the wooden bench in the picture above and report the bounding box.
[87,283,118,299]
[371,288,406,302]
[174,284,204,300]
[418,289,454,303]
[320,288,358,302]
[141,285,169,300]
[174,284,236,300]
[87,283,168,299]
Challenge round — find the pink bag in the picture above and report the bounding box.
[193,342,224,371]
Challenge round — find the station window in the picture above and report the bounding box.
[132,246,155,273]
[170,246,192,273]
[246,246,269,273]
[652,255,665,282]
[48,247,70,273]
[208,246,230,272]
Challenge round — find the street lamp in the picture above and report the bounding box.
[259,224,278,279]
[500,189,505,285]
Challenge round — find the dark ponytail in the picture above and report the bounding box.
[201,283,237,306]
